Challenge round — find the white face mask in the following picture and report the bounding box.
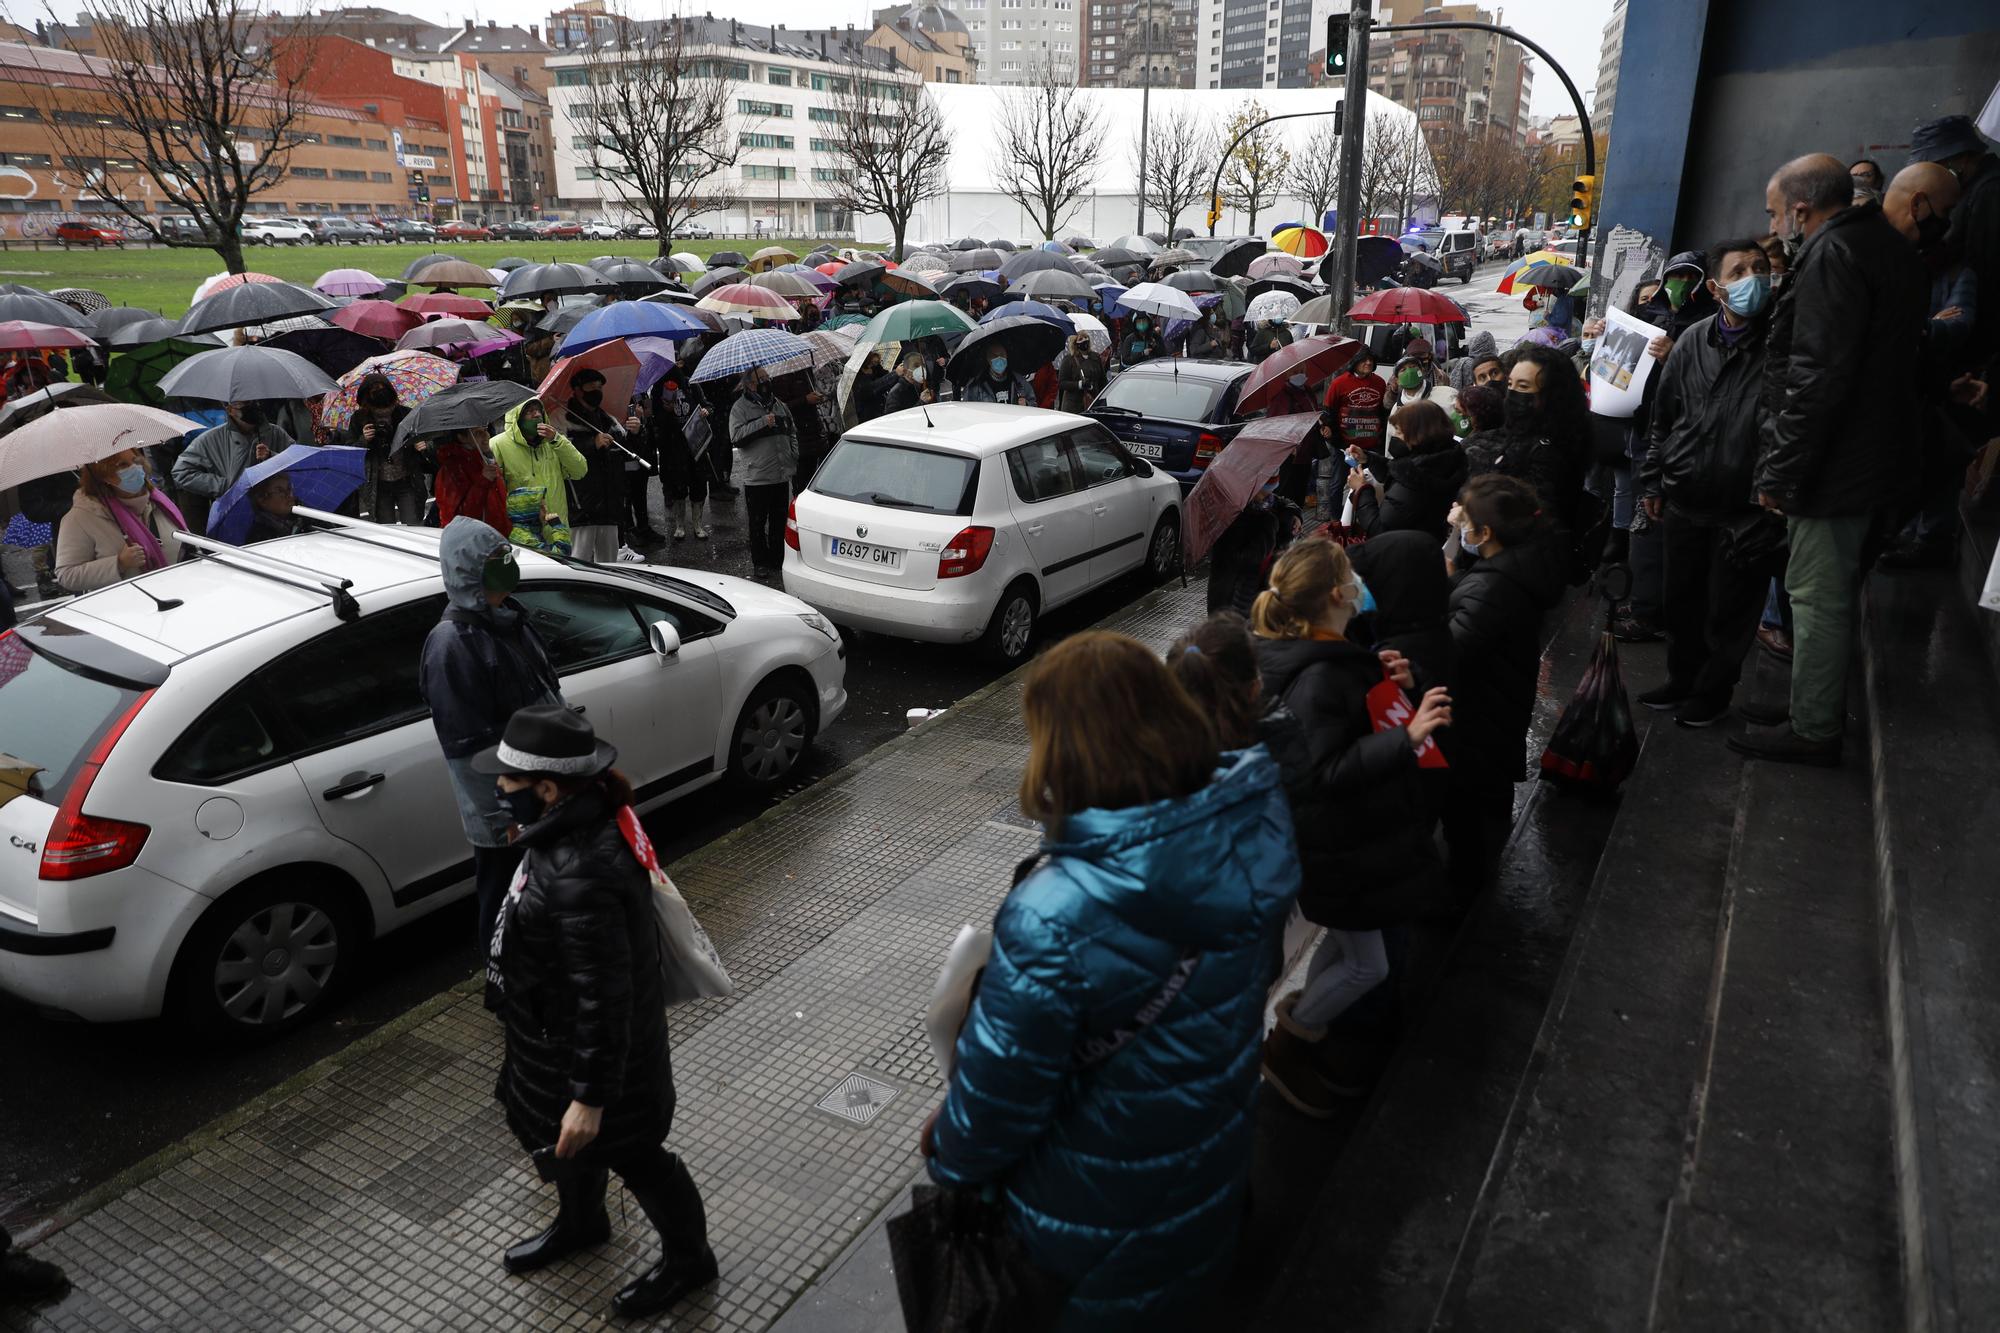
[1459,524,1484,554]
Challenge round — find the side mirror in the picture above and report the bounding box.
[1131,458,1155,478]
[647,619,682,661]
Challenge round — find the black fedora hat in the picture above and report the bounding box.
[472,703,617,777]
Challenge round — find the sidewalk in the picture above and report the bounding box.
[3,574,1213,1333]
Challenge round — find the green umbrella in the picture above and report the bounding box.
[107,339,216,407]
[860,300,976,346]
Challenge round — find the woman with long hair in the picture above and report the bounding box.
[924,632,1298,1331]
[1463,342,1592,535]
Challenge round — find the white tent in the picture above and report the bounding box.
[860,86,1429,246]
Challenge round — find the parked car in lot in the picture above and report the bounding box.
[1407,227,1479,283]
[676,223,714,240]
[387,219,437,241]
[437,220,491,241]
[783,404,1182,663]
[55,221,124,248]
[621,222,660,240]
[151,215,213,244]
[580,220,619,240]
[0,517,846,1034]
[1086,358,1255,486]
[536,220,583,239]
[489,220,538,240]
[310,217,375,245]
[242,218,314,245]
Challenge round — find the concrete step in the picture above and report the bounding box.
[1865,555,2000,1331]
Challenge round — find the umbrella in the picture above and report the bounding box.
[181,282,336,336]
[997,251,1075,281]
[1245,290,1303,324]
[1246,253,1306,281]
[775,263,838,292]
[320,350,460,432]
[1162,269,1224,293]
[539,339,641,413]
[1288,294,1340,326]
[942,273,1006,302]
[406,259,497,290]
[691,267,750,297]
[625,336,680,395]
[697,284,800,321]
[748,270,825,300]
[1272,225,1331,259]
[1069,311,1111,354]
[0,292,92,330]
[208,445,368,545]
[0,382,117,433]
[190,271,282,305]
[315,268,387,298]
[1234,334,1364,416]
[91,307,161,339]
[401,292,494,320]
[1152,247,1202,269]
[1040,240,1075,255]
[949,248,1005,273]
[396,319,491,352]
[687,328,811,385]
[1064,236,1096,250]
[1207,238,1269,280]
[261,326,388,379]
[1517,325,1569,348]
[880,269,940,300]
[950,237,985,251]
[536,307,595,340]
[946,316,1066,380]
[1090,247,1146,269]
[1172,227,1197,241]
[557,301,707,356]
[0,321,93,350]
[498,263,615,301]
[667,252,706,273]
[1496,250,1570,296]
[454,328,526,361]
[813,260,847,278]
[799,328,860,366]
[1513,261,1584,292]
[400,253,467,280]
[747,246,799,273]
[332,300,426,342]
[1246,275,1317,303]
[390,379,539,449]
[708,250,749,269]
[1180,413,1322,566]
[156,344,339,402]
[988,239,1017,251]
[1116,282,1203,321]
[1105,234,1162,255]
[0,402,204,491]
[1006,268,1096,304]
[860,300,977,345]
[105,338,219,405]
[822,313,870,332]
[833,259,888,288]
[1347,286,1470,325]
[48,288,110,316]
[981,300,1074,334]
[493,257,534,272]
[589,258,670,292]
[900,252,953,277]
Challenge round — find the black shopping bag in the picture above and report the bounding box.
[887,1185,1068,1333]
[1539,628,1640,790]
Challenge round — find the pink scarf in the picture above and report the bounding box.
[107,488,186,574]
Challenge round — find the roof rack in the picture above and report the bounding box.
[293,506,445,563]
[174,530,362,621]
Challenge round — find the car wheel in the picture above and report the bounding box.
[729,676,814,789]
[981,578,1039,664]
[174,878,358,1040]
[1144,512,1181,584]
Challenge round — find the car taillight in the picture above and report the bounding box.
[1194,432,1224,465]
[938,526,995,579]
[40,689,153,882]
[784,499,800,551]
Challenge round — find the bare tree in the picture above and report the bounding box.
[1357,110,1428,230]
[1134,103,1216,237]
[576,17,737,256]
[1284,119,1342,230]
[25,0,324,274]
[994,65,1108,241]
[819,71,949,255]
[1219,99,1289,236]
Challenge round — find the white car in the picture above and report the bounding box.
[783,404,1182,663]
[242,218,314,245]
[0,517,846,1034]
[676,223,714,240]
[580,220,620,240]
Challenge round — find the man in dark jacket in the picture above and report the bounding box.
[1908,114,1999,360]
[878,351,936,415]
[419,518,564,948]
[1638,238,1784,728]
[561,369,643,562]
[1734,155,1929,766]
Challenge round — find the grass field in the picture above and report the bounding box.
[0,237,838,318]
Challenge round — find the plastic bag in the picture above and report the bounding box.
[1539,629,1640,790]
[888,1185,1070,1333]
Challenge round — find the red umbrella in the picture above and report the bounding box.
[538,338,641,417]
[1181,413,1323,566]
[0,320,95,350]
[1234,334,1364,417]
[400,292,495,320]
[331,300,425,342]
[814,261,845,277]
[1345,286,1469,325]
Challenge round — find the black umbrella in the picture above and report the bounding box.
[1064,235,1096,250]
[1144,231,1168,245]
[589,257,670,292]
[494,257,534,271]
[536,306,594,338]
[832,259,886,288]
[1209,238,1270,279]
[155,344,339,401]
[498,262,615,301]
[0,382,119,433]
[400,252,467,281]
[1245,275,1318,302]
[1089,246,1145,269]
[179,281,337,336]
[263,326,388,379]
[950,248,1005,273]
[941,273,1005,303]
[391,379,538,451]
[1171,227,1196,241]
[708,250,748,268]
[997,251,1077,282]
[0,282,48,296]
[91,306,164,338]
[100,317,217,351]
[950,237,985,251]
[691,267,749,297]
[0,291,93,329]
[987,238,1017,252]
[1163,269,1225,293]
[946,315,1067,380]
[1009,269,1096,303]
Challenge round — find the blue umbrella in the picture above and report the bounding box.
[981,300,1075,334]
[689,328,812,384]
[557,301,708,356]
[207,445,366,545]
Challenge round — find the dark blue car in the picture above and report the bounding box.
[1087,358,1255,487]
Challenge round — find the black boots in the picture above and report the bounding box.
[611,1245,720,1320]
[611,1150,717,1320]
[503,1168,610,1275]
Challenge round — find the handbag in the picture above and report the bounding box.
[1539,568,1640,790]
[614,807,733,1005]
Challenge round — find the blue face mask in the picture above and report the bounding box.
[1580,337,1598,359]
[115,463,148,494]
[1351,576,1376,616]
[1722,273,1772,318]
[989,357,1008,377]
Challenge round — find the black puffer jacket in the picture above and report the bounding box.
[1447,537,1567,785]
[1351,443,1469,540]
[1641,312,1771,519]
[495,787,673,1164]
[1253,635,1443,929]
[560,403,634,527]
[1350,531,1452,696]
[1755,201,1929,517]
[1463,426,1581,532]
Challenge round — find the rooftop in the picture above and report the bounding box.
[848,402,1090,455]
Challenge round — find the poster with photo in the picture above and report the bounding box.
[1588,305,1667,419]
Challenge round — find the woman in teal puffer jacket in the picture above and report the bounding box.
[925,630,1301,1331]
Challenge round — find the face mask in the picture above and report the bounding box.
[910,365,926,384]
[1722,272,1772,318]
[236,406,264,428]
[1397,367,1423,390]
[482,553,520,595]
[1459,524,1484,554]
[1288,375,1307,390]
[1350,577,1376,616]
[1580,337,1598,358]
[1663,276,1692,309]
[520,415,545,439]
[577,388,605,407]
[115,463,148,494]
[1914,203,1950,252]
[1504,389,1540,427]
[1136,318,1150,331]
[989,358,1008,377]
[496,784,545,826]
[1779,213,1805,260]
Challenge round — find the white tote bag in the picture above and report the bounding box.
[925,924,993,1080]
[615,807,733,1006]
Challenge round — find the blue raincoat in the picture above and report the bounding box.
[928,748,1299,1330]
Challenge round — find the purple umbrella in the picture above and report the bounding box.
[1181,414,1322,567]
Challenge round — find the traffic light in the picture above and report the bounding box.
[1568,175,1596,229]
[1207,194,1223,230]
[1326,14,1348,76]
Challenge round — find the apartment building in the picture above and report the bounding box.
[924,0,1078,83]
[1364,1,1530,143]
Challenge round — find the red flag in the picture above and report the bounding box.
[1367,674,1447,769]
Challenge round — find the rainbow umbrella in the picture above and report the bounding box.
[1272,224,1331,259]
[1496,249,1570,295]
[319,349,460,432]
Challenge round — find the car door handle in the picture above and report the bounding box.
[1024,522,1044,536]
[323,772,386,800]
[570,704,586,715]
[1091,504,1108,516]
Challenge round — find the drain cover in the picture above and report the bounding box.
[814,1072,900,1126]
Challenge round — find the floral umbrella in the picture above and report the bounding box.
[319,349,460,432]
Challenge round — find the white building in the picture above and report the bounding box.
[928,0,1078,84]
[1593,0,1626,136]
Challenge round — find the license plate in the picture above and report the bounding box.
[828,537,902,568]
[1127,441,1164,460]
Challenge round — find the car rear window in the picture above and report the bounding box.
[812,440,979,516]
[1099,373,1226,422]
[0,633,143,806]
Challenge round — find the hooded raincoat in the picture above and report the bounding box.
[489,400,589,528]
[928,749,1299,1331]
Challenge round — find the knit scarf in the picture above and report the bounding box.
[107,488,186,573]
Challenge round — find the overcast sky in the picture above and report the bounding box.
[37,0,1616,118]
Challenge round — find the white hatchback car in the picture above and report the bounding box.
[242,218,314,245]
[783,404,1182,662]
[0,518,846,1034]
[580,220,620,240]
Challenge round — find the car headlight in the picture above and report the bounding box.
[797,612,838,641]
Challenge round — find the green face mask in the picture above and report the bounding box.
[1664,276,1692,309]
[1397,367,1423,390]
[482,553,521,595]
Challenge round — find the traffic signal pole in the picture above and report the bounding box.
[1328,3,1371,330]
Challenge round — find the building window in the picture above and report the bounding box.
[810,137,839,152]
[368,138,389,150]
[371,171,393,182]
[289,166,329,178]
[333,169,367,181]
[740,132,795,149]
[738,99,793,118]
[742,165,796,181]
[0,105,41,121]
[554,66,591,86]
[812,168,853,183]
[768,66,792,85]
[808,107,851,124]
[330,134,364,148]
[0,152,51,167]
[809,73,852,93]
